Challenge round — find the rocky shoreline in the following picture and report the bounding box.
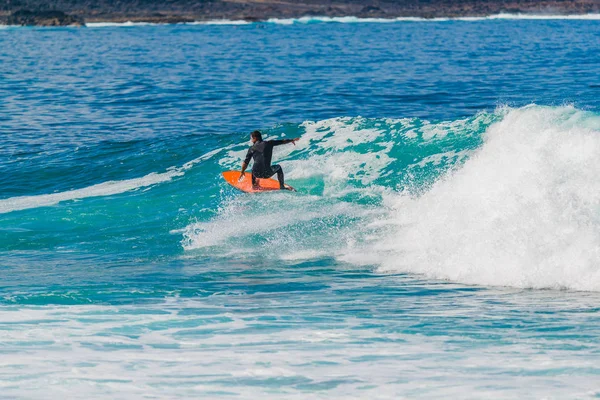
[1,0,599,26]
[4,9,84,26]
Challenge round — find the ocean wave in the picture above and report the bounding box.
[0,148,221,214]
[344,105,600,291]
[0,170,182,214]
[184,111,493,256]
[5,103,599,291]
[184,105,600,291]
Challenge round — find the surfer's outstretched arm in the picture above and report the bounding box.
[270,138,300,146]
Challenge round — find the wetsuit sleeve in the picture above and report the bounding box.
[269,140,290,146]
[244,148,253,164]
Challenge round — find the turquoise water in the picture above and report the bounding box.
[1,19,600,398]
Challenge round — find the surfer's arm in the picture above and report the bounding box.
[270,138,300,146]
[240,162,249,179]
[240,149,253,180]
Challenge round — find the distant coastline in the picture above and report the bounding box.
[80,14,600,28]
[1,0,599,27]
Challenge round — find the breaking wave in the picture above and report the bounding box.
[184,105,600,291]
[4,104,599,290]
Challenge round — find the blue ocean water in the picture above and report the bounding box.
[1,18,600,398]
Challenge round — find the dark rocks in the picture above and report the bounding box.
[361,5,382,14]
[6,9,84,26]
[121,13,195,24]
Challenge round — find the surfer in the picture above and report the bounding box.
[239,130,299,190]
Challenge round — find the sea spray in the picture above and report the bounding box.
[355,105,600,290]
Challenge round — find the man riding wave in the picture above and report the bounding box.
[240,130,299,190]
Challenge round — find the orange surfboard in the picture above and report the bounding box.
[222,171,295,193]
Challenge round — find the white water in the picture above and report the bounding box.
[351,106,600,291]
[2,291,600,399]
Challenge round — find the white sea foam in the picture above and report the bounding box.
[346,105,600,291]
[2,294,600,398]
[182,195,364,253]
[86,21,160,27]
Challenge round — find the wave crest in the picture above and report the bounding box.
[185,105,600,291]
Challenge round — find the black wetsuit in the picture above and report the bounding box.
[244,139,290,188]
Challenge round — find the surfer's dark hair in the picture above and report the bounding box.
[251,130,262,141]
